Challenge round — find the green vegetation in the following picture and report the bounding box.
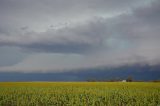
[0,82,159,106]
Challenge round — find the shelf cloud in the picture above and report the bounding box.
[0,0,160,72]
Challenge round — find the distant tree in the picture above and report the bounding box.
[86,78,97,82]
[152,80,160,82]
[126,76,133,82]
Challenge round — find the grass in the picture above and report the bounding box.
[0,82,159,106]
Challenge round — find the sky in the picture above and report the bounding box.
[0,0,160,73]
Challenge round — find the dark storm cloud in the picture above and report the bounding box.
[0,0,160,72]
[1,0,137,54]
[0,0,159,53]
[0,19,107,53]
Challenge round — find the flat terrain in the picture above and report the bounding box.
[0,82,160,106]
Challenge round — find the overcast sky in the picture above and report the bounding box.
[0,0,160,73]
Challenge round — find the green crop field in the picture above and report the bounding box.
[0,82,159,106]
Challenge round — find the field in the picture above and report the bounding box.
[0,82,160,106]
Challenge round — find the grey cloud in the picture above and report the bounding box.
[0,0,160,72]
[0,46,28,67]
[0,0,160,55]
[0,18,108,53]
[0,0,148,15]
[0,0,151,32]
[134,0,160,26]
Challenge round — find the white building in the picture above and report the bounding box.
[122,80,127,82]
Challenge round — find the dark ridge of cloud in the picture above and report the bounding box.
[24,42,94,54]
[0,19,107,53]
[0,64,160,81]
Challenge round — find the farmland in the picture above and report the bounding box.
[0,82,159,106]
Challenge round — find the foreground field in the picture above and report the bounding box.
[0,82,159,106]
